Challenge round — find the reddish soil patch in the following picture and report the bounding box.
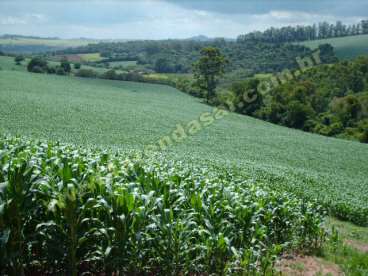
[276,255,343,276]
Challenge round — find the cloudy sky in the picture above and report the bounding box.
[0,0,367,39]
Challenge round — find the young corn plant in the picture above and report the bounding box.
[0,153,39,275]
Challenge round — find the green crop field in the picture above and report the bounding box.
[0,68,368,226]
[298,34,368,60]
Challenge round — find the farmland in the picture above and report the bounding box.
[53,53,103,62]
[0,69,368,227]
[298,34,368,60]
[1,0,368,273]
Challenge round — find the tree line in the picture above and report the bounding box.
[237,20,368,44]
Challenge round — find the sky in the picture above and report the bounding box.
[0,0,367,40]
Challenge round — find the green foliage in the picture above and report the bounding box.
[225,79,264,115]
[256,56,368,142]
[60,58,71,74]
[74,62,81,70]
[0,135,326,274]
[193,47,227,102]
[75,68,98,78]
[58,38,314,76]
[55,66,67,75]
[27,57,48,73]
[154,57,181,73]
[321,219,368,276]
[14,55,25,65]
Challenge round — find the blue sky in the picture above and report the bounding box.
[0,0,366,39]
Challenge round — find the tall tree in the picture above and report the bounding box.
[60,58,71,74]
[14,55,25,65]
[193,47,227,103]
[362,20,368,34]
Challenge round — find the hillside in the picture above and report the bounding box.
[299,34,368,60]
[0,68,368,225]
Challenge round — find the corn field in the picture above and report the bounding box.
[0,136,326,275]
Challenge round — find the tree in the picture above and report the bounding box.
[60,59,71,74]
[318,44,338,64]
[56,66,66,75]
[74,63,81,70]
[360,128,368,143]
[230,79,263,115]
[193,47,227,103]
[27,57,48,73]
[361,20,368,34]
[14,55,25,65]
[330,95,362,126]
[154,58,174,73]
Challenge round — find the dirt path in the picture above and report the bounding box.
[277,255,343,276]
[345,239,368,253]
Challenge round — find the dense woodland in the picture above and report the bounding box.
[224,57,368,142]
[58,39,314,75]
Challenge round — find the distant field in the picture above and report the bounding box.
[53,52,103,62]
[0,38,98,47]
[109,60,138,67]
[0,68,367,225]
[75,53,103,62]
[299,34,368,60]
[145,72,193,81]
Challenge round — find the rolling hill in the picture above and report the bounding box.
[0,67,367,225]
[299,34,368,60]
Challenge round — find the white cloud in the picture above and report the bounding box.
[0,0,365,39]
[0,13,47,26]
[1,16,27,25]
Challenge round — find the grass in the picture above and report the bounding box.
[298,34,368,60]
[0,68,368,226]
[77,53,103,62]
[318,219,368,275]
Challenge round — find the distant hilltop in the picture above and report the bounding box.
[0,34,60,40]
